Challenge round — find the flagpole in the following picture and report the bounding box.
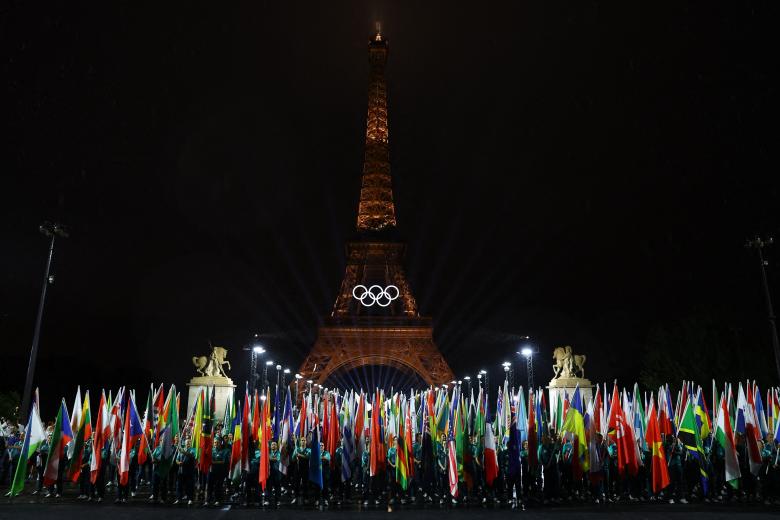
[20,222,68,422]
[746,236,780,381]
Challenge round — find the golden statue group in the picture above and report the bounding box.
[4,367,780,509]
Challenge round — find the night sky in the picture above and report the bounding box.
[2,2,778,415]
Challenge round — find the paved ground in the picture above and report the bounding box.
[2,499,780,519]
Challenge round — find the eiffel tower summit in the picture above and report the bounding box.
[297,25,455,390]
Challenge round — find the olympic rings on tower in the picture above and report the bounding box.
[352,284,400,307]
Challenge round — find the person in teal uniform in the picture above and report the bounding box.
[207,436,230,505]
[437,433,449,504]
[77,439,92,499]
[266,441,281,506]
[361,438,371,504]
[174,437,196,505]
[243,441,260,506]
[665,434,687,504]
[386,442,397,504]
[318,441,330,507]
[538,433,558,504]
[291,437,310,504]
[150,441,168,503]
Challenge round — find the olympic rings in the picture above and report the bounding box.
[352,284,400,307]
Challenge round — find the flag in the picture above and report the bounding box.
[43,399,74,487]
[608,384,638,477]
[715,394,740,488]
[309,423,323,489]
[229,398,243,483]
[483,422,498,487]
[198,386,215,473]
[68,391,92,482]
[447,393,459,497]
[259,390,271,490]
[67,386,82,459]
[90,390,109,484]
[645,397,669,493]
[137,386,154,466]
[8,401,45,496]
[678,400,709,493]
[119,393,143,485]
[738,383,763,475]
[280,387,293,475]
[561,385,589,478]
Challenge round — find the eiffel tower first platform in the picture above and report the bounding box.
[296,27,455,390]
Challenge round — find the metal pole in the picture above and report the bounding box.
[20,233,56,422]
[250,350,258,396]
[751,238,780,381]
[527,355,535,391]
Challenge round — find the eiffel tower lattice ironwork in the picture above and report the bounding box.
[297,26,455,390]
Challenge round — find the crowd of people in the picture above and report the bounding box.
[1,379,779,509]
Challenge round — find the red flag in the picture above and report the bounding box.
[251,390,260,443]
[90,391,108,484]
[645,397,670,493]
[259,390,271,490]
[608,385,638,476]
[528,391,538,469]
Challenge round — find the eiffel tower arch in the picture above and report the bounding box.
[297,26,455,390]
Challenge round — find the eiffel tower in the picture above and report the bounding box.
[296,25,455,391]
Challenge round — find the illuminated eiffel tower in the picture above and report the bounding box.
[297,25,455,391]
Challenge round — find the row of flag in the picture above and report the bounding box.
[8,379,780,498]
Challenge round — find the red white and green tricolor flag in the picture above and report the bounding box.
[8,398,45,496]
[715,393,741,488]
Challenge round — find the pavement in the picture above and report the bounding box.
[2,482,780,519]
[3,496,780,519]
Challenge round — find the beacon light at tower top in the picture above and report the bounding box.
[253,345,264,354]
[521,347,534,358]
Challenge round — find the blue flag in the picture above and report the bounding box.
[309,425,323,488]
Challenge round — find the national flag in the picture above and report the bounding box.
[198,386,215,473]
[644,396,669,493]
[309,423,323,489]
[447,391,459,497]
[678,400,709,493]
[229,398,243,483]
[483,422,498,487]
[90,390,109,484]
[43,399,74,487]
[740,383,763,475]
[259,389,271,490]
[280,387,293,475]
[8,400,45,496]
[137,386,154,466]
[608,384,638,476]
[561,385,589,477]
[68,391,92,482]
[119,393,143,485]
[528,390,538,470]
[67,386,82,460]
[715,393,740,488]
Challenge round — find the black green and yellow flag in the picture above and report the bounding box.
[678,400,709,494]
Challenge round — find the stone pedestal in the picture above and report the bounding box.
[547,377,593,430]
[187,376,235,422]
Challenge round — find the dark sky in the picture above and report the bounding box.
[2,1,778,413]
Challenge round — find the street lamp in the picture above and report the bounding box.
[502,361,513,390]
[263,360,274,391]
[479,369,488,397]
[20,222,68,422]
[520,346,536,391]
[244,341,265,396]
[747,236,780,381]
[464,375,472,396]
[294,373,303,404]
